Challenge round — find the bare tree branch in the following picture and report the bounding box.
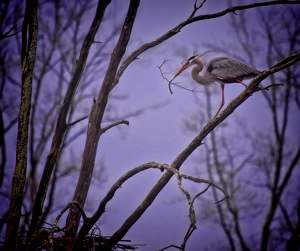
[162,164,229,229]
[75,161,226,249]
[100,119,129,135]
[75,162,165,247]
[159,224,197,251]
[66,0,141,236]
[105,52,300,248]
[158,59,203,99]
[3,1,298,250]
[67,116,88,127]
[27,0,111,244]
[0,25,20,41]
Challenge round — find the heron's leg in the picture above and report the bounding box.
[236,79,247,88]
[214,83,225,118]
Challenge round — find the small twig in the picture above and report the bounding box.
[191,183,212,206]
[49,203,71,250]
[182,174,230,203]
[157,59,174,94]
[260,83,284,90]
[181,224,196,250]
[0,25,21,41]
[194,0,207,11]
[158,166,224,251]
[157,59,202,95]
[168,83,174,94]
[159,224,197,251]
[189,0,207,19]
[169,167,196,227]
[100,119,129,135]
[188,183,212,227]
[67,115,88,127]
[159,244,182,251]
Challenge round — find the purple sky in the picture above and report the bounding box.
[49,0,300,250]
[64,1,299,250]
[2,0,300,250]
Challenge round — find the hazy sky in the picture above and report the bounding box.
[54,1,299,250]
[66,1,297,250]
[2,0,299,250]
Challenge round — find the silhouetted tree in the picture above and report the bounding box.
[1,1,300,250]
[182,3,300,251]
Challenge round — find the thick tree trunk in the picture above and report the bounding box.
[26,0,112,246]
[66,0,140,237]
[3,0,38,250]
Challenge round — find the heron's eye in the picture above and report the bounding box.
[186,56,199,66]
[187,56,196,61]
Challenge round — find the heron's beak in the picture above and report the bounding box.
[173,64,187,79]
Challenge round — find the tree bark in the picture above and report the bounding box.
[105,53,300,248]
[26,0,112,245]
[65,0,140,236]
[3,0,38,250]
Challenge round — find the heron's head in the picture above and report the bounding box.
[173,56,202,79]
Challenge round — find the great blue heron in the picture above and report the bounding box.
[173,56,261,117]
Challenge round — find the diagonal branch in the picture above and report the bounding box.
[217,52,300,119]
[67,116,88,127]
[0,25,20,41]
[76,161,227,249]
[105,52,300,248]
[75,162,166,245]
[66,0,141,235]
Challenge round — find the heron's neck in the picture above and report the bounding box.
[191,64,211,86]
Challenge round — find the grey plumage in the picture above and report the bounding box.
[206,57,260,82]
[173,56,261,117]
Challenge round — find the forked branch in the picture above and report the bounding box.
[163,165,229,228]
[49,201,87,251]
[157,59,202,95]
[75,161,226,249]
[105,52,300,249]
